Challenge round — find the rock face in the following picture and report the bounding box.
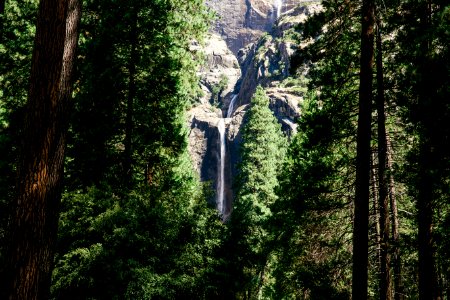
[198,34,241,107]
[236,4,322,108]
[188,1,322,212]
[206,0,303,54]
[187,105,236,215]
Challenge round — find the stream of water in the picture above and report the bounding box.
[216,95,238,217]
[275,0,283,19]
[217,118,226,215]
[227,94,238,118]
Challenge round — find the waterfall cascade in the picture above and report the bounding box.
[217,118,226,215]
[275,0,283,19]
[282,117,297,131]
[216,94,238,217]
[227,94,238,118]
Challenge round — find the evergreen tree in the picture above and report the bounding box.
[271,1,363,297]
[49,0,223,298]
[270,93,353,299]
[223,86,286,298]
[392,0,450,297]
[52,158,224,299]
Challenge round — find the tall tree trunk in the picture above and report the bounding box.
[0,0,5,41]
[417,142,437,300]
[5,0,81,299]
[124,7,138,181]
[417,1,438,299]
[371,152,381,269]
[352,0,375,297]
[375,18,392,300]
[387,137,404,300]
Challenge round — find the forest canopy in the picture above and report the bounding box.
[0,0,449,299]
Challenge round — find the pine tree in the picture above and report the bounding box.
[225,86,286,298]
[50,0,222,298]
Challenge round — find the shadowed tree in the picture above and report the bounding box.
[352,0,375,297]
[375,15,392,300]
[0,0,5,40]
[4,0,81,298]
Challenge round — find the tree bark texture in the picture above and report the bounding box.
[352,0,375,297]
[124,7,138,182]
[5,0,81,299]
[387,137,404,300]
[376,19,392,300]
[371,152,381,268]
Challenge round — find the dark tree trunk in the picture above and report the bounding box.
[375,19,392,300]
[371,152,381,268]
[123,7,138,181]
[417,143,437,300]
[352,0,375,297]
[0,0,5,41]
[387,137,404,300]
[5,0,81,299]
[417,1,438,299]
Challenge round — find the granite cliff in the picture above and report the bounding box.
[188,1,321,212]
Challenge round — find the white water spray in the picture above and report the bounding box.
[282,117,297,131]
[227,94,238,118]
[275,0,283,19]
[217,118,226,215]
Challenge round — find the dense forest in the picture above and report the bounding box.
[0,0,449,299]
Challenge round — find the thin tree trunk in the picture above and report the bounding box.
[5,0,81,298]
[386,137,404,300]
[124,7,138,181]
[375,18,392,300]
[0,0,5,41]
[371,152,381,268]
[352,0,375,297]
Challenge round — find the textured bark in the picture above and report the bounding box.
[124,7,138,181]
[5,0,81,299]
[386,138,404,300]
[352,0,375,297]
[375,19,392,300]
[371,152,380,265]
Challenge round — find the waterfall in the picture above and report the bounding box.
[217,118,226,215]
[282,117,297,131]
[275,0,283,19]
[227,94,238,118]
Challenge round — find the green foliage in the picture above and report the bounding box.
[53,158,224,299]
[269,93,353,299]
[280,0,450,297]
[1,0,449,297]
[237,87,286,209]
[66,0,212,188]
[210,73,229,107]
[222,86,286,298]
[0,0,39,278]
[279,75,309,96]
[49,0,225,298]
[392,0,450,294]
